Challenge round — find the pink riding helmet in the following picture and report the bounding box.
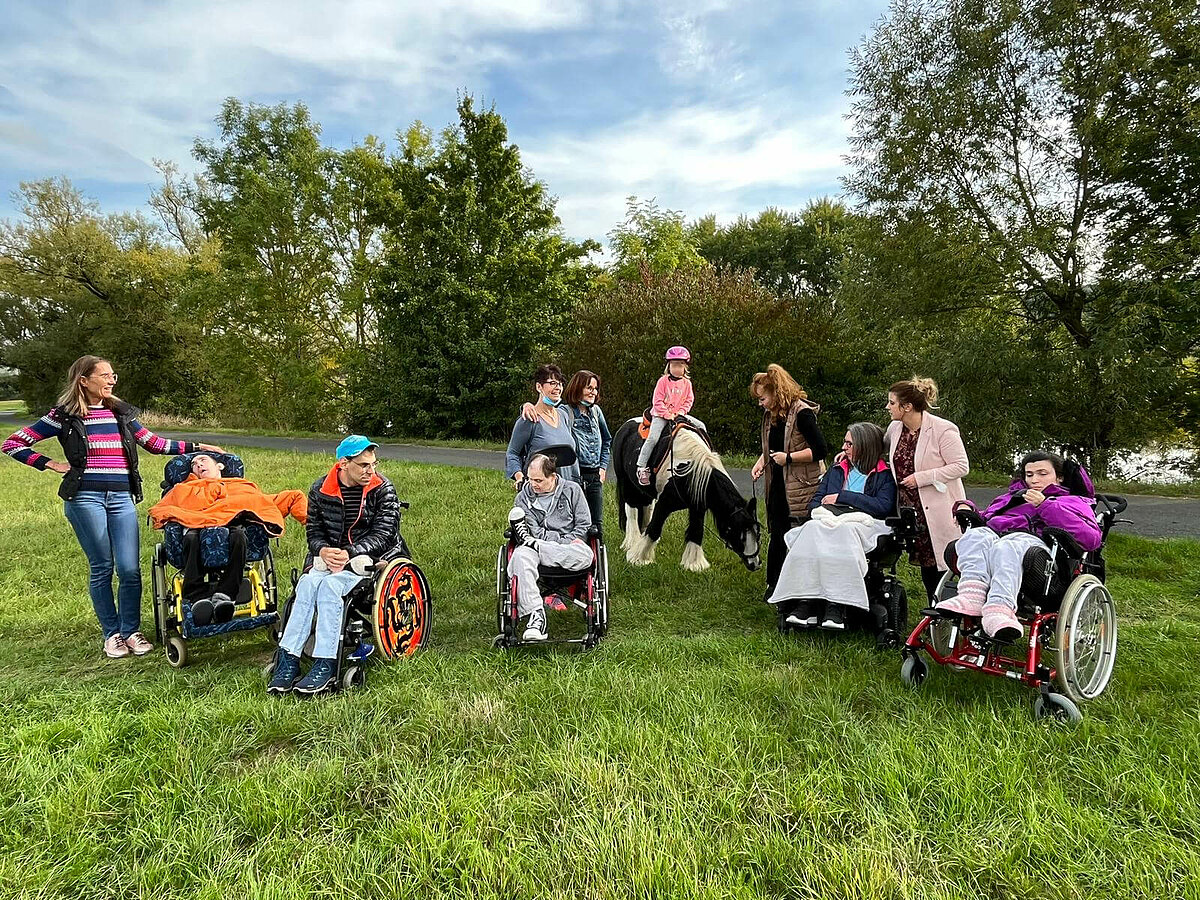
[664,346,691,362]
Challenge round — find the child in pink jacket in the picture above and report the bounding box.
[936,450,1101,641]
[636,346,696,485]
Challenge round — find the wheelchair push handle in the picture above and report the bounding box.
[1095,493,1127,515]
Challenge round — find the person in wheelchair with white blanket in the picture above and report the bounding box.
[767,422,897,631]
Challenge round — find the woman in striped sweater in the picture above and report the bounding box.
[3,356,224,658]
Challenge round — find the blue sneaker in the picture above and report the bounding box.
[267,650,301,695]
[294,658,337,695]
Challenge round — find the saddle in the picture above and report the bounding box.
[637,409,712,476]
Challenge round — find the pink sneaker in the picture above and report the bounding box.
[982,603,1023,642]
[125,632,154,656]
[103,634,130,659]
[544,594,568,612]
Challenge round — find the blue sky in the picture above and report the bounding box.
[0,0,889,246]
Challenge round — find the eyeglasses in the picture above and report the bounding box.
[348,460,378,472]
[541,381,563,389]
[842,440,854,447]
[89,371,118,383]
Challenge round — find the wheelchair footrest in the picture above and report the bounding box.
[349,642,375,662]
[184,611,278,640]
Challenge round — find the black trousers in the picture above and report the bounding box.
[919,564,943,604]
[182,526,247,601]
[579,466,604,537]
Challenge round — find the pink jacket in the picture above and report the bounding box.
[886,412,969,571]
[651,375,694,419]
[982,481,1102,552]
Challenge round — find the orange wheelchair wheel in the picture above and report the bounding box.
[371,558,433,659]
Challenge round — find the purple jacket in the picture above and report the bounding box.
[981,480,1101,552]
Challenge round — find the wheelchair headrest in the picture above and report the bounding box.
[162,452,246,491]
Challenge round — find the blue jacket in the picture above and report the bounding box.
[570,403,611,470]
[806,458,896,519]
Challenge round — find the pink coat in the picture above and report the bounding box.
[651,375,694,419]
[886,412,969,571]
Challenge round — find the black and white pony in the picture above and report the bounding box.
[612,419,761,572]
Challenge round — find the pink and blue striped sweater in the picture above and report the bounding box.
[3,406,195,494]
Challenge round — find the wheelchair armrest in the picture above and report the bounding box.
[1041,527,1084,560]
[884,506,919,537]
[586,525,601,540]
[954,506,986,531]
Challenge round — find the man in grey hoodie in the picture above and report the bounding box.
[508,453,594,641]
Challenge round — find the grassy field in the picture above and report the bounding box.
[1,446,1199,899]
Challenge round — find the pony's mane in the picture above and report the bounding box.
[669,428,728,505]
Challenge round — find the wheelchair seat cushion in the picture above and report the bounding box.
[163,521,270,569]
[537,561,595,583]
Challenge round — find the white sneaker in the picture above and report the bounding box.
[522,608,549,642]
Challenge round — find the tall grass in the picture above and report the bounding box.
[1,446,1198,898]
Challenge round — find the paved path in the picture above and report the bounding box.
[2,410,1193,538]
[158,430,1195,539]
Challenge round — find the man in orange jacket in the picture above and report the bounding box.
[150,453,307,624]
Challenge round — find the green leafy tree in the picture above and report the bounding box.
[607,197,707,283]
[0,177,216,415]
[844,0,1200,473]
[361,97,598,438]
[691,199,856,302]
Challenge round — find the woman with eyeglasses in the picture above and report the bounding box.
[506,364,582,489]
[2,355,223,658]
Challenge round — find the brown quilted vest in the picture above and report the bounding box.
[761,398,826,523]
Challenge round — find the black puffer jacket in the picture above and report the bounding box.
[304,465,406,569]
[53,399,148,501]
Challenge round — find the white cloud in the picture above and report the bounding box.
[524,100,848,244]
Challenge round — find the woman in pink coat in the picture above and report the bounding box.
[884,377,969,602]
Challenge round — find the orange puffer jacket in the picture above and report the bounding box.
[149,476,308,536]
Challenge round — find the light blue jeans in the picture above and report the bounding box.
[279,569,363,659]
[63,490,142,640]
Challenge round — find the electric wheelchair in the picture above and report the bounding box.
[776,506,920,649]
[266,501,433,692]
[493,525,609,651]
[151,452,280,668]
[900,494,1127,722]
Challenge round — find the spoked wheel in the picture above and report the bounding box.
[900,654,928,688]
[1053,575,1117,703]
[1034,692,1083,724]
[371,558,433,660]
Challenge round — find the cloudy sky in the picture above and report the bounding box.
[0,0,889,246]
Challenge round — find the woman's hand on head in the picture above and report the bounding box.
[521,402,538,422]
[46,460,71,475]
[197,442,225,454]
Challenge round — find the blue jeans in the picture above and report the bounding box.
[279,569,363,659]
[63,491,142,639]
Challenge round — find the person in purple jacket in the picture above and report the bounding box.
[935,450,1102,641]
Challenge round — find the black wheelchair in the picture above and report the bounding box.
[493,525,609,651]
[776,506,920,650]
[266,502,433,692]
[151,452,280,668]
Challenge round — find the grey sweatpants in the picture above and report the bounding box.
[510,540,595,616]
[636,414,706,468]
[955,527,1046,610]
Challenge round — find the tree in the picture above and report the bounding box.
[361,97,598,439]
[844,0,1200,472]
[0,178,216,415]
[690,199,857,303]
[191,99,347,430]
[607,197,707,283]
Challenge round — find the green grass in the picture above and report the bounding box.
[2,446,1199,898]
[0,400,26,414]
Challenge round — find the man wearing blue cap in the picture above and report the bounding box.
[268,435,402,696]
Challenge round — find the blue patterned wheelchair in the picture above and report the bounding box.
[150,452,280,667]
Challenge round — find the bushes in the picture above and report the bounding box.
[561,267,890,456]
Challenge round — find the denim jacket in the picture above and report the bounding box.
[570,403,611,470]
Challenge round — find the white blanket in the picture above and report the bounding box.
[767,507,893,610]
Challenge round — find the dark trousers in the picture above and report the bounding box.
[580,466,604,537]
[920,565,943,604]
[182,526,247,601]
[765,479,794,591]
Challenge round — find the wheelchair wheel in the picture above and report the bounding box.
[371,558,432,660]
[593,542,609,637]
[166,635,188,668]
[1053,575,1117,703]
[151,543,169,644]
[496,545,513,639]
[900,654,927,688]
[1034,692,1083,724]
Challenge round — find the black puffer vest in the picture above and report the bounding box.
[52,400,145,502]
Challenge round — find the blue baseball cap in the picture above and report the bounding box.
[335,434,379,460]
